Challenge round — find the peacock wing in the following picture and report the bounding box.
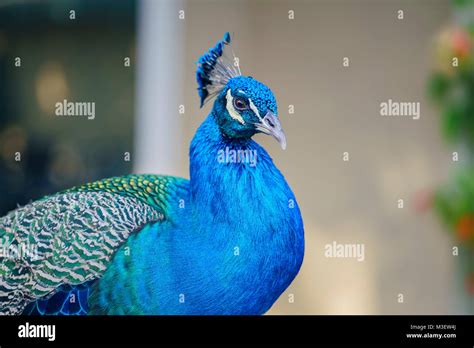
[0,174,188,315]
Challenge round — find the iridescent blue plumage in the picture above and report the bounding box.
[24,282,92,315]
[0,33,304,315]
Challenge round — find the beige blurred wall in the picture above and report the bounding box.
[164,0,469,314]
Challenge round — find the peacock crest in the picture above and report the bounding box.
[196,32,242,107]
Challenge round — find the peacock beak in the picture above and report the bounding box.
[255,112,287,150]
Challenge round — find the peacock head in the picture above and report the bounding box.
[196,33,286,150]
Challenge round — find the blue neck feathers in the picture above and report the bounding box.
[177,113,305,314]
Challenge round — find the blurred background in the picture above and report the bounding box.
[0,0,472,314]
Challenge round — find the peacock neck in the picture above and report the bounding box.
[169,113,305,314]
[189,114,280,226]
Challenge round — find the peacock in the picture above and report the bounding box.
[0,32,304,315]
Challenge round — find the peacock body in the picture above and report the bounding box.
[0,33,304,315]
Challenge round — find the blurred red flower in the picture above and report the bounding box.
[456,215,474,241]
[452,28,471,59]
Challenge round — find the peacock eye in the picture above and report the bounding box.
[233,97,248,111]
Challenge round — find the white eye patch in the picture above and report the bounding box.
[226,89,246,125]
[248,98,263,122]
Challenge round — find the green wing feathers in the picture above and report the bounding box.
[0,174,189,315]
[66,174,189,218]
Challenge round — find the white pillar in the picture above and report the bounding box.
[134,0,185,176]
